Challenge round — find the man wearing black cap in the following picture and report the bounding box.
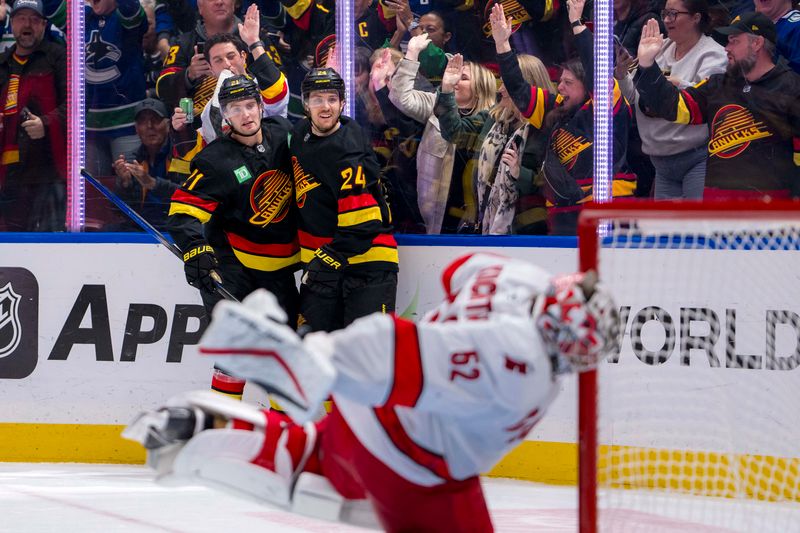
[111,98,182,231]
[0,0,66,231]
[634,14,800,200]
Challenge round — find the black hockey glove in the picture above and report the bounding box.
[302,245,345,287]
[183,243,219,292]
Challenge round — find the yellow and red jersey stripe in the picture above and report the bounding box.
[225,232,300,272]
[337,192,382,227]
[168,189,219,223]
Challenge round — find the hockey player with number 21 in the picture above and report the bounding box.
[124,252,618,532]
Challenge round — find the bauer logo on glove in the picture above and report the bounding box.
[182,243,220,292]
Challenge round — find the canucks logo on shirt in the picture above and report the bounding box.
[85,30,122,84]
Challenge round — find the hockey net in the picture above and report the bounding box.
[577,201,800,533]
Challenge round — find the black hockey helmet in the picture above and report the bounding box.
[301,68,345,101]
[218,75,261,109]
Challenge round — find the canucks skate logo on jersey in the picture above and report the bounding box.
[708,104,772,159]
[0,268,38,379]
[0,283,21,359]
[249,170,292,226]
[551,129,591,170]
[85,30,122,84]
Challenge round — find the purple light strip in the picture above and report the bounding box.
[335,0,355,119]
[593,0,613,204]
[66,0,86,231]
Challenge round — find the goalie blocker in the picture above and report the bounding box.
[125,253,618,532]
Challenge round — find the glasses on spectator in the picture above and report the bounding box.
[660,9,691,21]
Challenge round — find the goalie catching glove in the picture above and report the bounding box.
[536,271,619,372]
[182,242,220,292]
[198,289,337,424]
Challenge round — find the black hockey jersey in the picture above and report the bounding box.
[290,116,398,271]
[168,117,300,275]
[635,62,800,196]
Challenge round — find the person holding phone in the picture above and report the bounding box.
[155,0,285,126]
[0,0,67,231]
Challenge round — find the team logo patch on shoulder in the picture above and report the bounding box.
[234,165,253,183]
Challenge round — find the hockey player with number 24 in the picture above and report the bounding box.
[124,253,618,532]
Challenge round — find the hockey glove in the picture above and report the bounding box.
[183,243,219,292]
[536,271,619,372]
[301,245,346,287]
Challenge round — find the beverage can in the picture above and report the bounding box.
[179,97,194,123]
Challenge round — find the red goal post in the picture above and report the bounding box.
[577,200,800,533]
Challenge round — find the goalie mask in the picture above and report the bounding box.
[535,271,619,372]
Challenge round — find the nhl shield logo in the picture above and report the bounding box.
[0,267,38,379]
[0,282,21,359]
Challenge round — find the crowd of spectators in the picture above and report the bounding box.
[0,0,798,234]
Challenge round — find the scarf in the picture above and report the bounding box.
[475,119,529,235]
[0,54,67,185]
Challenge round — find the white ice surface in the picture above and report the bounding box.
[1,463,797,532]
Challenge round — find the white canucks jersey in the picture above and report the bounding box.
[328,253,560,486]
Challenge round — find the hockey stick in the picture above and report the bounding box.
[81,168,238,302]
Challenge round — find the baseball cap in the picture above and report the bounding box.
[10,0,45,18]
[134,98,169,120]
[716,12,777,44]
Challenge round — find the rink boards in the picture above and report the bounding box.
[1,234,799,489]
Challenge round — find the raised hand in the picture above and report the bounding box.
[489,3,513,53]
[440,53,464,93]
[238,4,261,48]
[370,48,395,92]
[325,43,341,74]
[567,0,586,24]
[405,32,431,61]
[637,18,664,68]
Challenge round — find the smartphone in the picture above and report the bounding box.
[20,107,31,121]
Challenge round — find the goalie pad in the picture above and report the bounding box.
[199,290,336,424]
[153,426,380,528]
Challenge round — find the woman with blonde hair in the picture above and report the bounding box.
[388,34,496,234]
[434,52,554,234]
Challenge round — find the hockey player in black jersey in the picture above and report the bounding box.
[168,74,300,325]
[291,68,398,333]
[168,74,300,398]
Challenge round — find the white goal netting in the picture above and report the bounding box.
[585,211,800,533]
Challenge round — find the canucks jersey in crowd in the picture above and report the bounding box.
[776,9,800,74]
[85,0,147,139]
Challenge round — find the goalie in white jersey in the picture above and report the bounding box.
[124,253,618,532]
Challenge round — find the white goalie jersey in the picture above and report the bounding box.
[323,254,560,486]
